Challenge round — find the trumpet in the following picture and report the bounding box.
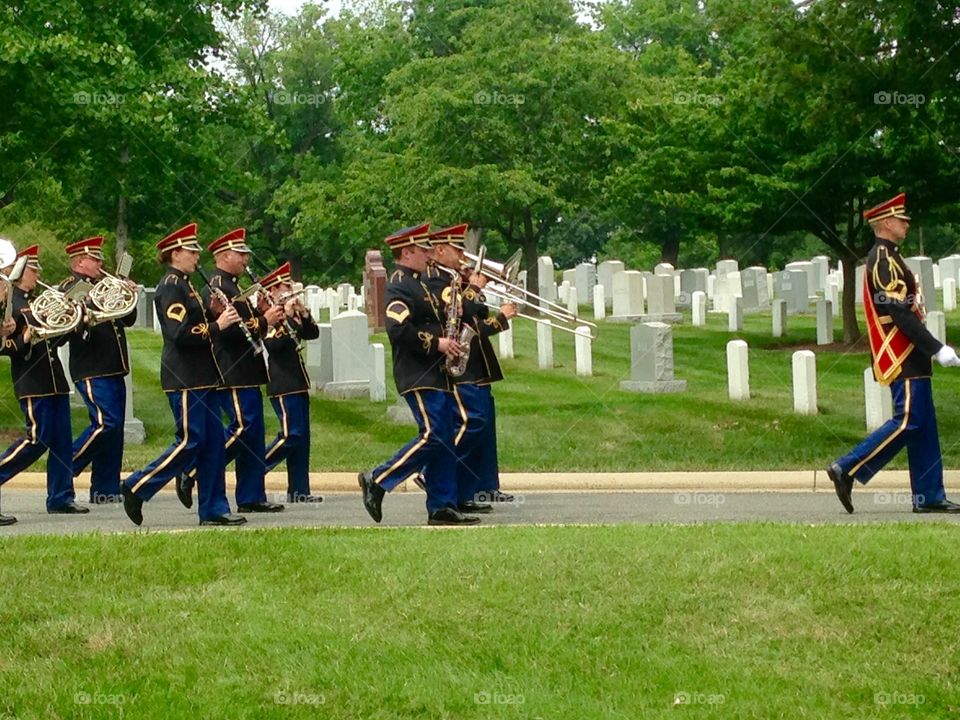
[86,252,139,326]
[459,246,598,339]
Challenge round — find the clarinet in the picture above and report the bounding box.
[245,267,300,348]
[196,266,261,355]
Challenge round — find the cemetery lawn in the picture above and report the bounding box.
[1,522,956,719]
[0,308,954,472]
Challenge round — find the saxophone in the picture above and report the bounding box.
[442,269,477,378]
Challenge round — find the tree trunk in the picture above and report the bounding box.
[840,250,860,344]
[115,145,130,262]
[521,207,538,298]
[660,226,680,266]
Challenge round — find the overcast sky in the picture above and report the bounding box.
[268,0,343,17]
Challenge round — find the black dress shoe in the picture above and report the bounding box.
[826,463,854,514]
[121,484,143,526]
[287,493,323,503]
[457,501,493,514]
[358,470,384,523]
[175,473,193,509]
[237,501,285,513]
[48,501,91,515]
[0,514,17,526]
[199,514,247,526]
[90,493,123,505]
[428,507,480,526]
[913,499,960,513]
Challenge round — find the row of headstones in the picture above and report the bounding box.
[540,254,960,324]
[131,283,366,332]
[614,321,895,430]
[725,341,894,429]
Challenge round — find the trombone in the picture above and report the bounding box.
[459,246,598,340]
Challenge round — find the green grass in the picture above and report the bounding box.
[0,523,957,718]
[0,307,957,472]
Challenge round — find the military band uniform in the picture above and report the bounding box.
[263,291,320,501]
[61,263,136,503]
[0,247,84,514]
[205,267,275,510]
[122,227,236,524]
[452,281,510,506]
[828,193,960,513]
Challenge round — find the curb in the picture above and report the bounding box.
[3,470,958,493]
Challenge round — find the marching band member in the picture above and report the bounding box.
[828,192,960,514]
[426,224,516,512]
[120,224,245,526]
[357,223,479,526]
[0,244,87,522]
[199,229,284,513]
[260,262,323,503]
[60,236,137,504]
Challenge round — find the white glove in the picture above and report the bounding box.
[934,345,960,367]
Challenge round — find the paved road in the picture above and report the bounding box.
[0,489,956,536]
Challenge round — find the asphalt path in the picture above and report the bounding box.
[0,489,957,536]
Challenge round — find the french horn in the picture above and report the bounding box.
[86,252,138,326]
[28,280,92,344]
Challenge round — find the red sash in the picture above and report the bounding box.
[863,280,919,385]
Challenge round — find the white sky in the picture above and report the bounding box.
[268,0,342,17]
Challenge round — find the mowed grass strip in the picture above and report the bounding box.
[0,524,957,719]
[1,307,958,471]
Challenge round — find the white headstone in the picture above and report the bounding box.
[337,282,353,307]
[938,255,960,289]
[537,256,557,302]
[305,285,322,318]
[906,256,937,311]
[826,278,840,316]
[772,299,787,338]
[325,288,340,319]
[324,310,371,398]
[642,274,682,323]
[855,265,865,305]
[775,269,810,314]
[536,320,554,369]
[566,286,579,316]
[593,284,606,320]
[597,260,625,308]
[811,256,830,291]
[558,280,570,303]
[654,262,674,276]
[934,263,942,289]
[620,322,687,393]
[575,326,592,377]
[123,338,145,444]
[816,299,833,345]
[926,310,946,345]
[726,339,749,401]
[785,261,816,296]
[562,269,576,286]
[944,277,957,312]
[306,323,333,389]
[864,367,893,431]
[692,291,707,327]
[574,263,596,308]
[497,325,514,360]
[369,343,386,402]
[739,267,766,312]
[611,271,644,321]
[714,260,739,312]
[728,296,743,332]
[679,269,708,308]
[792,350,817,415]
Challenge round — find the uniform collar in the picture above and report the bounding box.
[396,263,420,280]
[169,268,191,281]
[875,236,901,251]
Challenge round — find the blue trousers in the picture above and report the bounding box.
[124,389,231,521]
[372,389,457,514]
[266,392,311,498]
[219,387,268,506]
[452,383,499,504]
[835,377,946,507]
[0,395,76,510]
[73,376,125,500]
